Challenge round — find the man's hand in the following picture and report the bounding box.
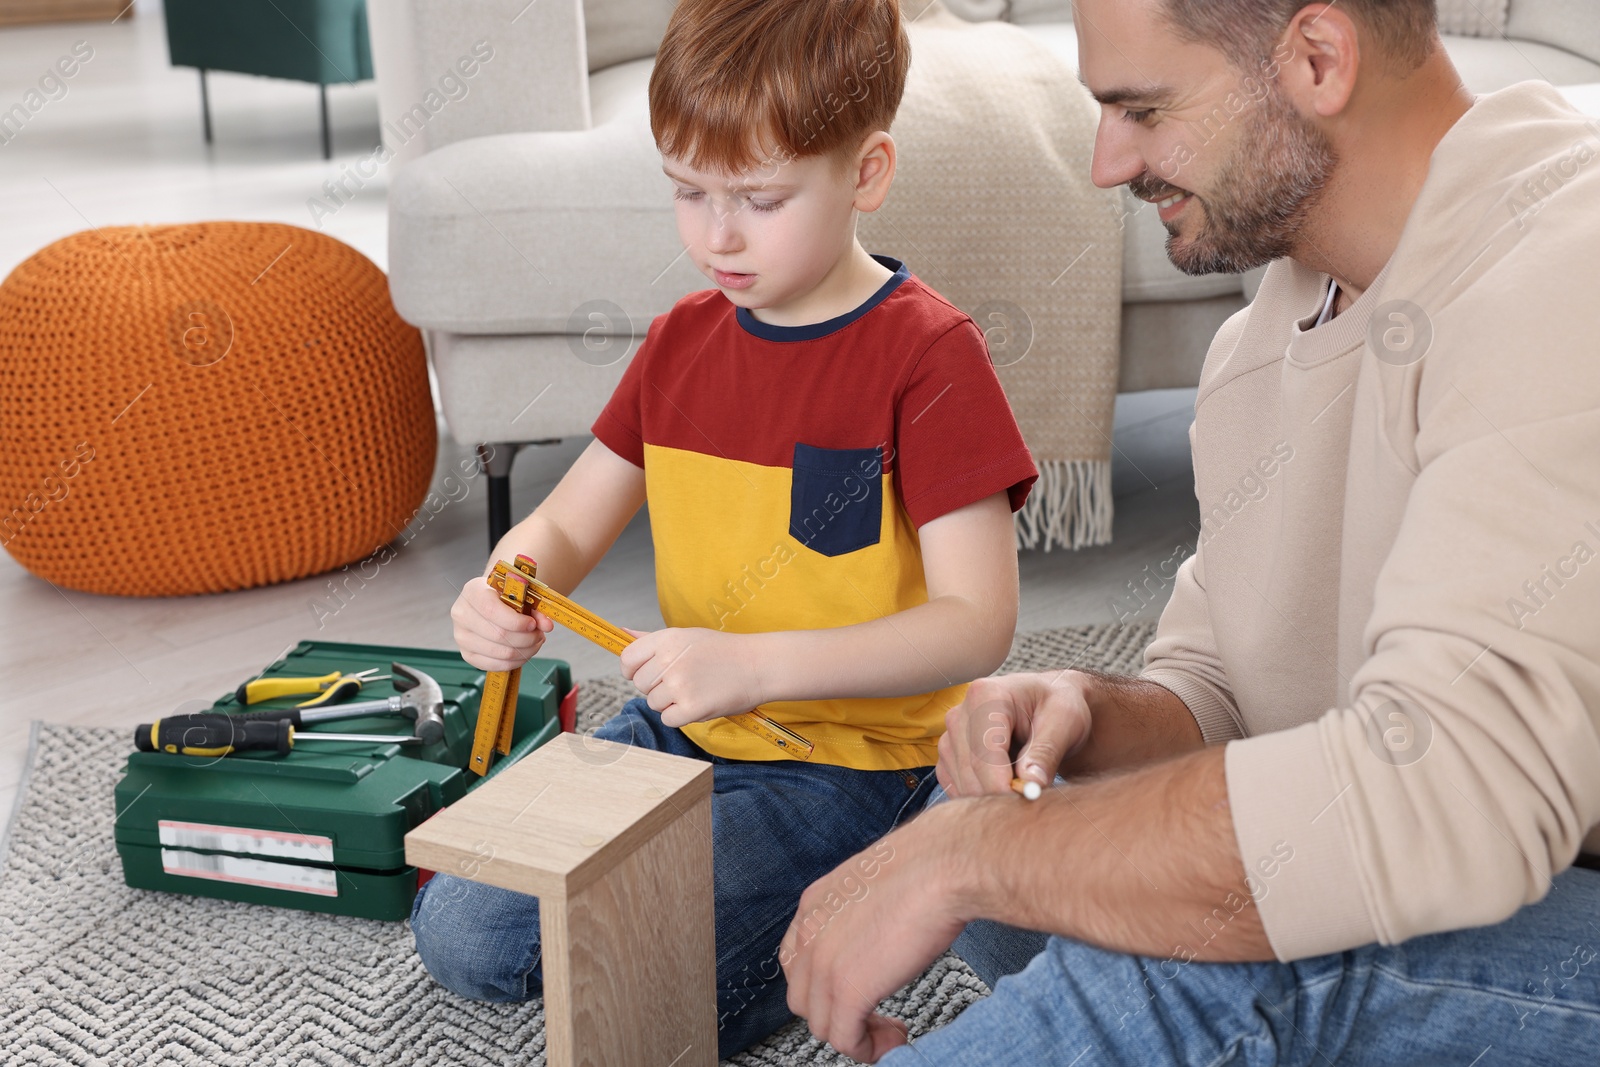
[450,576,553,672]
[937,672,1094,797]
[781,802,976,1063]
[619,627,767,727]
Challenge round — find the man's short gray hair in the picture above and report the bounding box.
[1161,0,1438,73]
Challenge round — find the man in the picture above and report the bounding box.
[779,1,1600,1063]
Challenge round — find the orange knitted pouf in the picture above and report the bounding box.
[0,222,437,597]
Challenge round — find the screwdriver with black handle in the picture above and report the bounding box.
[134,713,419,757]
[226,701,413,729]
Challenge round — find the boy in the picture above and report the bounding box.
[412,0,1037,1055]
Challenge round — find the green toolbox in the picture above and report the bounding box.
[113,640,576,920]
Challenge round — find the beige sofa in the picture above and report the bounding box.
[370,0,1600,545]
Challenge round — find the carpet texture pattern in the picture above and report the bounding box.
[0,622,1156,1065]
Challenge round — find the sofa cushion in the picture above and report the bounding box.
[589,52,654,125]
[1438,0,1510,37]
[1006,0,1073,24]
[1508,0,1600,72]
[1442,35,1600,91]
[389,56,704,335]
[583,0,673,73]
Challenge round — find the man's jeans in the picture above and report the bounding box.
[894,787,1600,1065]
[410,697,937,1060]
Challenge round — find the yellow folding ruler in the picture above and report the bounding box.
[469,554,814,775]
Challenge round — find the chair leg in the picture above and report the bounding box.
[479,443,523,555]
[198,69,212,144]
[319,83,331,159]
[487,474,513,554]
[479,441,562,555]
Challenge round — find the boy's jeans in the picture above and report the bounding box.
[410,697,937,1059]
[896,788,1600,1065]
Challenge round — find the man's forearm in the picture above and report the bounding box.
[1063,671,1206,776]
[950,744,1273,961]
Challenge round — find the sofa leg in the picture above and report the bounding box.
[479,441,566,555]
[318,83,331,160]
[479,443,522,554]
[198,69,212,144]
[486,475,513,553]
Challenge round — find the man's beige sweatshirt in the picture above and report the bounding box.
[1141,82,1600,961]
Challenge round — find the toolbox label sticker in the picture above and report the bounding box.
[160,848,339,897]
[158,820,335,863]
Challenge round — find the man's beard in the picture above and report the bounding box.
[1130,85,1338,276]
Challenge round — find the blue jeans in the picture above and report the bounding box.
[895,797,1600,1065]
[410,697,937,1060]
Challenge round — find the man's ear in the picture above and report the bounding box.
[1278,3,1359,119]
[852,132,897,213]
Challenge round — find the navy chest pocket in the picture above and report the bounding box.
[789,443,883,557]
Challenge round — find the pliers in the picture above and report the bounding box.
[235,667,391,708]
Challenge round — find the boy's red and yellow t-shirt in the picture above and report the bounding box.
[592,257,1037,770]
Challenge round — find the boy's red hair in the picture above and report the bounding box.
[648,0,911,175]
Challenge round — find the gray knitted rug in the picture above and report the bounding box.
[0,623,1154,1066]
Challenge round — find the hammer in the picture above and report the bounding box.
[232,661,446,744]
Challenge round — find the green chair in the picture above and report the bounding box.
[162,0,373,159]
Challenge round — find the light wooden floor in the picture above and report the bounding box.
[0,5,1200,827]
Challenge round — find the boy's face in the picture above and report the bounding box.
[662,148,866,313]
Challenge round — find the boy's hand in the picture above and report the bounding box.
[619,627,768,727]
[450,576,554,672]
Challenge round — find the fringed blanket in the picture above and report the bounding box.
[861,1,1125,549]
